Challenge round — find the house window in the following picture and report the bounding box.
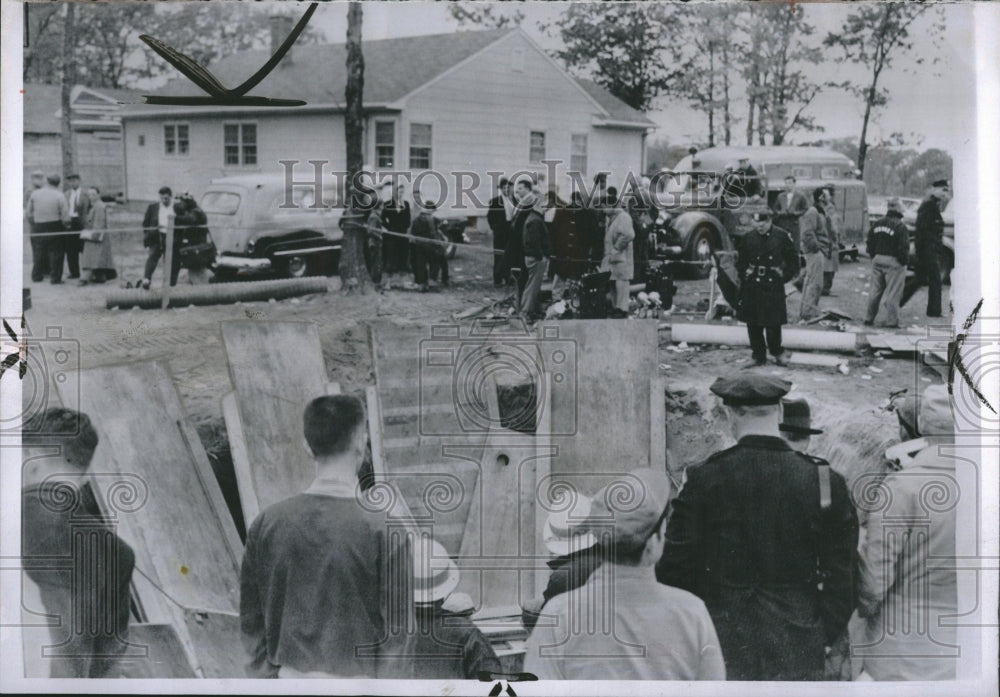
[138,134,145,147]
[224,123,257,166]
[571,134,588,174]
[529,131,546,163]
[375,121,395,168]
[409,123,432,169]
[164,123,189,156]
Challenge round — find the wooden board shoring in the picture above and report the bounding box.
[183,609,245,679]
[455,376,549,610]
[55,361,241,616]
[114,624,198,678]
[220,321,332,524]
[535,320,660,497]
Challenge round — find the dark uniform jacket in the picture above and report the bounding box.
[380,199,411,233]
[522,209,551,260]
[408,605,501,680]
[914,195,944,255]
[867,211,910,266]
[735,225,798,327]
[656,435,858,681]
[487,195,511,240]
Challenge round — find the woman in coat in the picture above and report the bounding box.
[80,188,117,284]
[600,201,635,313]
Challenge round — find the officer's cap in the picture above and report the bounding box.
[711,374,791,407]
[886,197,902,211]
[586,468,671,549]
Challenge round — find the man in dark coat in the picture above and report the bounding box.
[380,184,412,274]
[736,211,798,366]
[864,197,910,328]
[772,175,810,248]
[141,186,180,289]
[657,374,858,681]
[487,178,514,286]
[901,179,950,317]
[64,173,91,280]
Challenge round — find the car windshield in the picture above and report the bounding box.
[201,191,241,215]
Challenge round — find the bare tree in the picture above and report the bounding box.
[60,3,76,178]
[824,5,942,176]
[449,2,524,28]
[339,1,371,294]
[24,3,63,83]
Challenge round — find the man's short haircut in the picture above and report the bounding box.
[499,177,510,187]
[22,407,98,470]
[67,173,80,180]
[812,188,826,203]
[730,403,780,419]
[785,175,796,183]
[303,394,365,457]
[158,186,172,196]
[47,174,61,186]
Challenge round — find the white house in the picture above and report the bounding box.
[118,27,655,213]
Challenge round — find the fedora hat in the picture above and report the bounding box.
[543,497,597,557]
[412,537,460,605]
[780,397,823,437]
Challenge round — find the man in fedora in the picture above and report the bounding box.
[780,396,824,450]
[525,468,725,680]
[657,374,857,680]
[856,384,958,680]
[521,499,601,631]
[901,178,950,317]
[407,537,501,680]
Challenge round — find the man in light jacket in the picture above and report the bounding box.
[601,195,635,314]
[798,188,833,321]
[855,384,958,680]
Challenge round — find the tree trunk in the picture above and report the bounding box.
[707,42,716,147]
[745,94,755,146]
[857,78,878,178]
[60,2,77,179]
[722,48,732,145]
[339,1,370,294]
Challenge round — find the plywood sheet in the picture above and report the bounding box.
[55,361,241,619]
[536,320,659,496]
[221,321,331,523]
[183,609,245,679]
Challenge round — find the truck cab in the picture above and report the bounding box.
[651,147,868,277]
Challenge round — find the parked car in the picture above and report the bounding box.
[203,174,344,281]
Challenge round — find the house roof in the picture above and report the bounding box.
[23,83,141,134]
[574,79,655,126]
[128,28,652,127]
[144,28,516,106]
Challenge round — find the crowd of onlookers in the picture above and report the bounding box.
[22,371,959,681]
[24,170,116,285]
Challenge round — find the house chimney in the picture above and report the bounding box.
[270,14,296,62]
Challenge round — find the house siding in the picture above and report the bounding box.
[24,132,125,197]
[124,112,347,202]
[397,32,648,212]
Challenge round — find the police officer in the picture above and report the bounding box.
[864,197,910,328]
[901,178,950,317]
[736,211,798,367]
[656,374,858,681]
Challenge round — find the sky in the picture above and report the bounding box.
[303,1,976,155]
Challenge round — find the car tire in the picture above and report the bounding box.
[686,226,715,280]
[210,267,239,284]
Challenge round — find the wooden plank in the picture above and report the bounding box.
[114,624,197,678]
[650,375,667,475]
[221,321,330,523]
[55,360,242,672]
[183,609,245,679]
[537,320,659,496]
[787,352,848,368]
[456,376,543,610]
[533,373,553,599]
[221,392,255,532]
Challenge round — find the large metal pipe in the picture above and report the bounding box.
[106,277,330,310]
[665,322,865,353]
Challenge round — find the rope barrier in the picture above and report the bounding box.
[24,218,712,265]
